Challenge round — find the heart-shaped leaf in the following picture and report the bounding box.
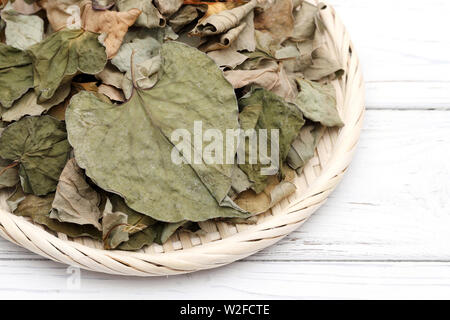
[66,42,248,222]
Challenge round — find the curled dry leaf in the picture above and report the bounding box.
[191,0,257,36]
[200,22,247,52]
[50,159,103,230]
[81,3,141,58]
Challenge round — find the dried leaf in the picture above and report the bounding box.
[302,47,344,81]
[28,29,107,104]
[191,0,257,36]
[238,87,304,193]
[295,78,343,127]
[154,0,183,16]
[39,0,89,31]
[7,186,102,239]
[98,84,125,102]
[254,0,294,43]
[207,47,248,69]
[92,0,115,10]
[0,43,33,108]
[0,158,19,189]
[12,0,42,15]
[81,3,141,58]
[111,31,161,73]
[0,116,71,196]
[1,2,44,50]
[168,4,208,33]
[1,91,46,122]
[103,195,156,249]
[102,199,129,249]
[116,0,165,29]
[66,42,248,222]
[117,227,157,250]
[96,64,125,89]
[50,159,102,230]
[287,123,325,171]
[234,167,296,214]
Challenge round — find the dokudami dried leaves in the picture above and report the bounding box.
[1,2,44,50]
[191,0,257,36]
[0,43,33,108]
[0,116,71,196]
[28,28,107,104]
[66,42,248,222]
[7,185,102,239]
[50,159,103,230]
[0,0,346,250]
[116,0,165,29]
[295,78,343,127]
[238,87,305,193]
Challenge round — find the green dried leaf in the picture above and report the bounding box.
[7,186,102,239]
[238,88,305,193]
[295,78,343,127]
[116,0,165,29]
[27,29,107,103]
[0,116,71,196]
[0,43,33,108]
[0,158,19,189]
[109,194,157,250]
[168,4,208,33]
[1,2,44,50]
[1,85,70,122]
[117,227,157,251]
[102,198,130,249]
[50,159,102,230]
[286,123,325,171]
[154,221,186,245]
[67,42,248,222]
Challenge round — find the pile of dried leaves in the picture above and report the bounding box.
[0,0,344,250]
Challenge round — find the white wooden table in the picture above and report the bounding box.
[1,0,449,299]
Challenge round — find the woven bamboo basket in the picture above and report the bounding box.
[0,1,365,276]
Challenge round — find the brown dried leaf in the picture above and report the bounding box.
[81,3,141,58]
[234,166,296,214]
[254,0,294,44]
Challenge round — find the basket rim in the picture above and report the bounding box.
[0,0,365,276]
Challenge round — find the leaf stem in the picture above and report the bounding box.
[0,161,19,177]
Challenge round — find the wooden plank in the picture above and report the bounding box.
[329,0,450,109]
[0,260,450,299]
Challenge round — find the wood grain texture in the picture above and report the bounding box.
[0,0,449,298]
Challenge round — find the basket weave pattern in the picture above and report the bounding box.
[0,1,365,276]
